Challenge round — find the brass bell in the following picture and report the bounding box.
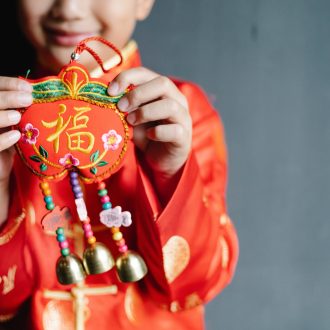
[116,250,148,282]
[56,254,86,285]
[83,242,114,275]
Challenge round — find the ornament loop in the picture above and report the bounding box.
[70,36,123,73]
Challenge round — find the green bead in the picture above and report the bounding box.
[98,189,108,197]
[56,227,64,235]
[46,202,55,210]
[61,248,70,256]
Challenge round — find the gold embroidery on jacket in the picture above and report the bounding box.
[162,235,190,284]
[1,265,17,295]
[43,284,117,330]
[0,211,25,245]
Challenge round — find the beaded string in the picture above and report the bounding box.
[56,227,70,257]
[40,181,55,211]
[97,181,128,253]
[69,172,97,246]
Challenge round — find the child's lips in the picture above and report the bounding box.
[45,28,97,46]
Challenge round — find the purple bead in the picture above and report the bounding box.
[70,178,79,186]
[73,186,82,193]
[75,192,83,198]
[70,172,78,179]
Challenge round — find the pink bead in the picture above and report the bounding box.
[83,223,92,232]
[59,241,69,249]
[85,230,93,238]
[101,196,110,203]
[118,245,128,253]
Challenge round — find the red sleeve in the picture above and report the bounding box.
[0,169,34,320]
[133,81,239,311]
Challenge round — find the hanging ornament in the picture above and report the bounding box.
[13,37,148,284]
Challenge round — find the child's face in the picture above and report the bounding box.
[18,0,154,72]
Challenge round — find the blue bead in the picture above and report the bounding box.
[57,234,65,242]
[44,196,53,203]
[102,202,112,210]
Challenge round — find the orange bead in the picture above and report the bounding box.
[111,227,120,233]
[40,182,49,190]
[87,236,96,245]
[43,188,52,196]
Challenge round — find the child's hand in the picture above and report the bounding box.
[108,67,192,180]
[0,77,32,184]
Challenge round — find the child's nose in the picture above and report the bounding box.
[49,0,89,21]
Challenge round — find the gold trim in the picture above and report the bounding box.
[90,40,138,78]
[0,210,26,246]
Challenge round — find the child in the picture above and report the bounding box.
[0,0,239,329]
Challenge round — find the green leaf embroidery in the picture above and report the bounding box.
[30,155,42,163]
[97,161,108,167]
[90,150,100,162]
[90,167,97,175]
[40,163,48,172]
[39,145,48,159]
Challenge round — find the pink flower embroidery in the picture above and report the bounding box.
[21,123,39,144]
[102,130,122,151]
[59,153,80,167]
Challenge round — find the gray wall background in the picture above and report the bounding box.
[134,1,330,329]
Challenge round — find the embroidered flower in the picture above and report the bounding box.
[102,130,122,151]
[21,123,39,144]
[59,153,80,167]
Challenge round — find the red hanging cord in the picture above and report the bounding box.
[70,36,123,73]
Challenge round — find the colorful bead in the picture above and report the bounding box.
[83,223,91,232]
[112,232,123,241]
[40,182,49,190]
[85,230,93,238]
[56,228,64,235]
[76,192,84,198]
[98,189,108,197]
[46,202,55,210]
[101,196,110,203]
[44,196,53,203]
[116,239,126,247]
[98,182,106,190]
[87,236,96,245]
[59,241,69,249]
[56,234,65,242]
[70,172,78,179]
[42,188,52,196]
[102,202,112,210]
[61,248,70,256]
[118,245,128,253]
[70,178,79,186]
[111,227,120,233]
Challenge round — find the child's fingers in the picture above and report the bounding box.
[126,99,186,126]
[117,76,187,113]
[108,67,158,95]
[0,130,21,152]
[146,124,186,145]
[0,77,32,92]
[0,110,21,128]
[0,91,33,109]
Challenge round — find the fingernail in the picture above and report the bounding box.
[126,113,136,125]
[7,111,21,124]
[18,93,33,106]
[19,81,32,92]
[108,82,119,95]
[117,97,129,111]
[8,130,21,143]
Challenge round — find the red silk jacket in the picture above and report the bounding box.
[0,41,239,330]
